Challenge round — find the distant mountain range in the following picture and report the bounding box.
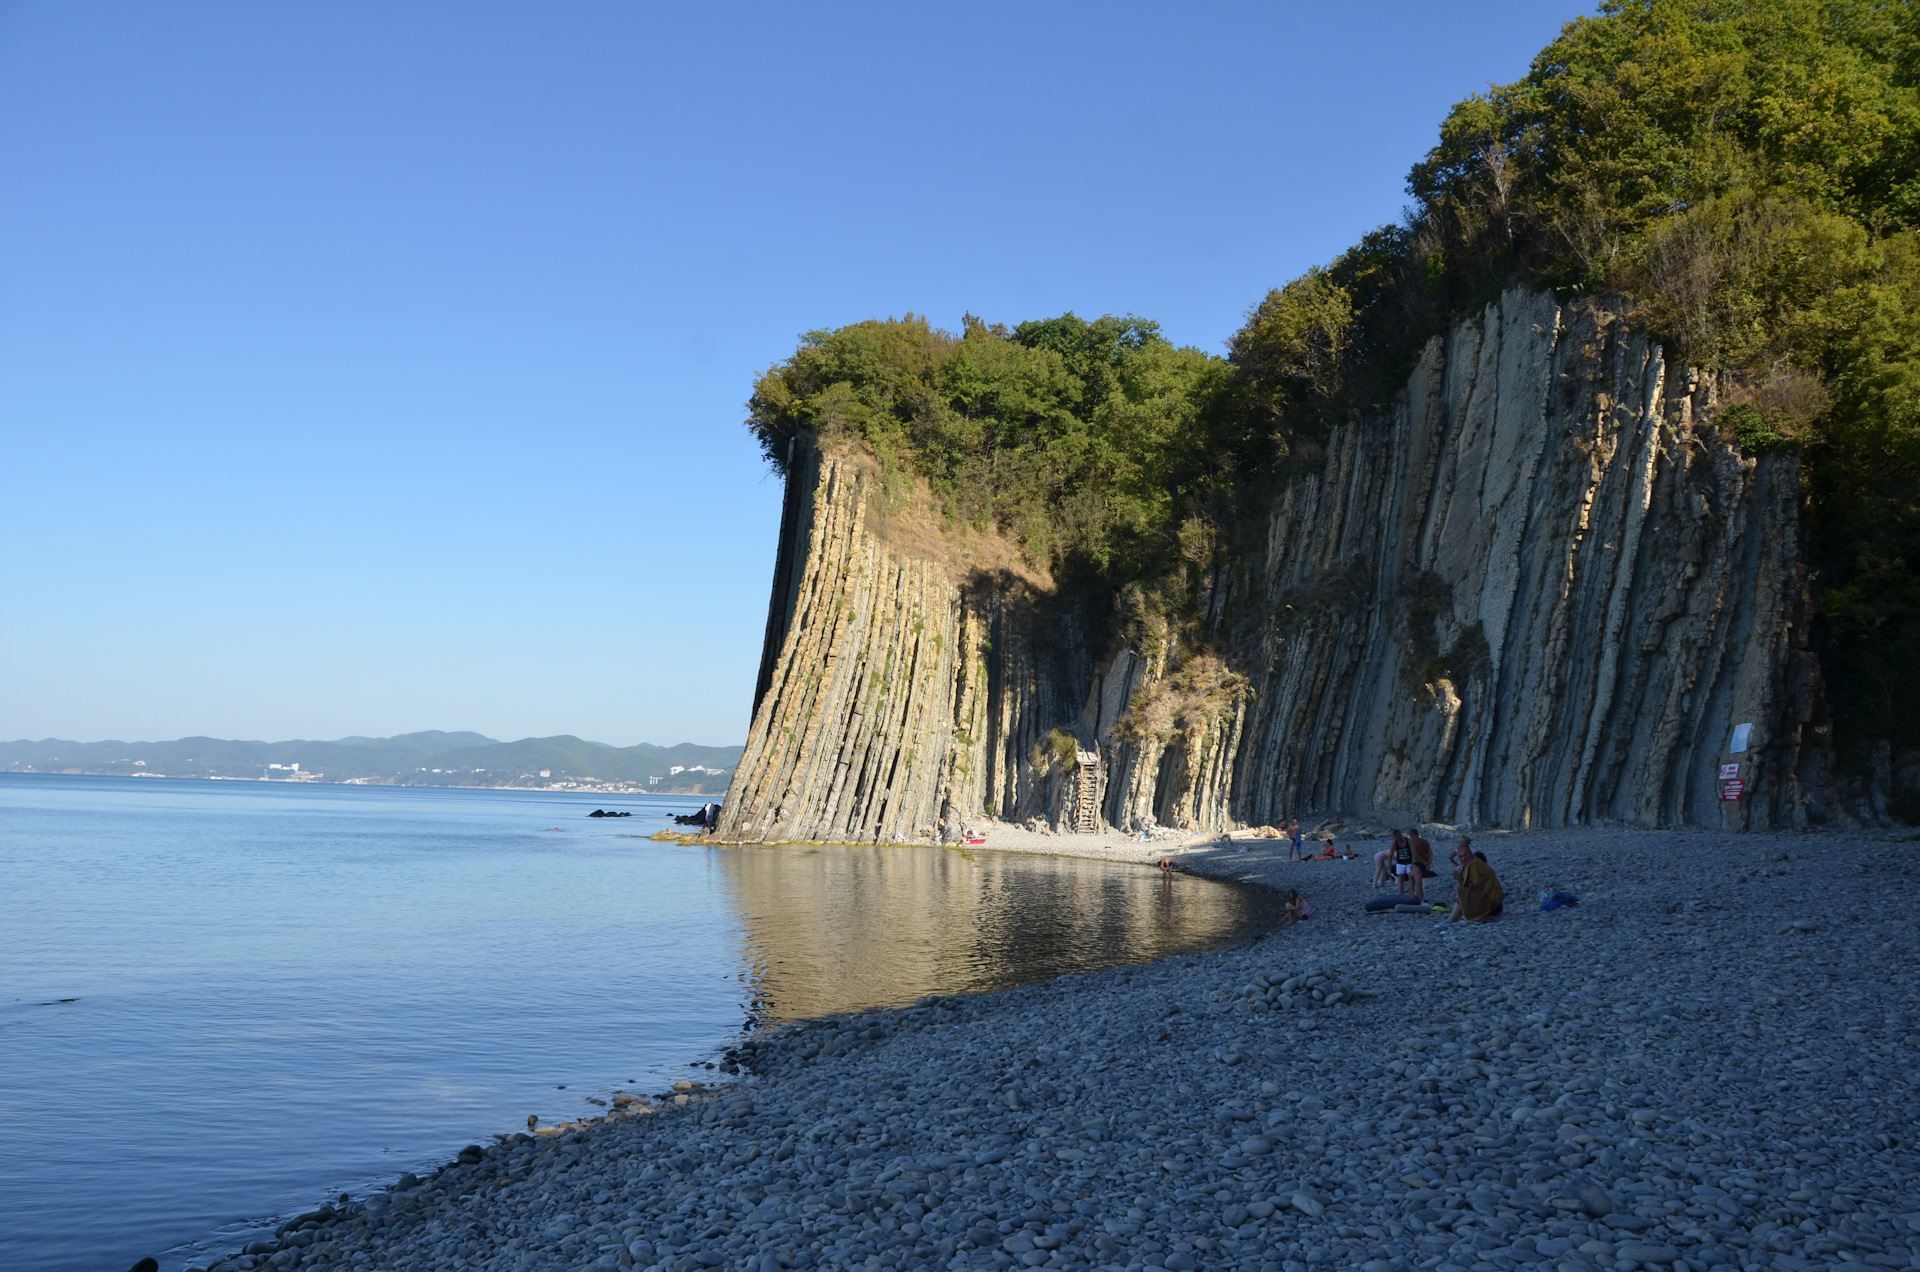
[0,731,741,793]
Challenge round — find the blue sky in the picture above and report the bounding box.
[0,1,1586,748]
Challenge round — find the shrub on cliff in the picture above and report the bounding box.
[747,312,1233,585]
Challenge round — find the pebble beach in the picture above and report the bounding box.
[183,826,1920,1272]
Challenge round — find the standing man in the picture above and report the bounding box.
[1407,827,1434,903]
[1288,817,1303,861]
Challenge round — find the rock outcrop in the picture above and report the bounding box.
[719,290,1828,840]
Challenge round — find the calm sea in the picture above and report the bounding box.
[0,774,1276,1272]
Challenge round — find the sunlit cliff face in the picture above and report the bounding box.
[713,844,1277,1023]
[728,291,1821,840]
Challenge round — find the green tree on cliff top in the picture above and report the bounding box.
[747,312,1230,584]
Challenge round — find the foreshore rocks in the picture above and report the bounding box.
[183,828,1919,1272]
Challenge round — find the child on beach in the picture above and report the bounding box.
[1283,889,1311,923]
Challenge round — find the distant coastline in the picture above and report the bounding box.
[2,769,727,796]
[3,768,721,799]
[1,730,741,796]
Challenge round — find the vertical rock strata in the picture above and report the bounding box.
[720,291,1825,840]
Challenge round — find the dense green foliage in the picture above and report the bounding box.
[748,313,1237,587]
[748,0,1920,804]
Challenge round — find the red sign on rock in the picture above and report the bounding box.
[1721,779,1745,802]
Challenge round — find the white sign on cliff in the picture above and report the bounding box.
[1729,723,1753,754]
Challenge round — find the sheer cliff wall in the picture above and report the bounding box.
[719,290,1827,840]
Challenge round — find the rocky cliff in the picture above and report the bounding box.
[720,290,1830,841]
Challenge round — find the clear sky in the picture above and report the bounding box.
[0,1,1587,748]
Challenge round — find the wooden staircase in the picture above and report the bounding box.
[1073,750,1102,833]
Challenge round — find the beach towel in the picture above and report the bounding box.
[1458,859,1504,922]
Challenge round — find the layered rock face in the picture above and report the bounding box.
[719,290,1827,841]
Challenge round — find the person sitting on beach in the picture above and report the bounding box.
[1282,888,1311,924]
[1407,830,1434,903]
[1311,839,1338,860]
[1442,838,1504,924]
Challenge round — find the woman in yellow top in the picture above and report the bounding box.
[1442,838,1504,924]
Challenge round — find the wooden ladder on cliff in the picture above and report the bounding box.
[1073,750,1101,834]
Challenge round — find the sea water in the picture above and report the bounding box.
[0,774,1276,1272]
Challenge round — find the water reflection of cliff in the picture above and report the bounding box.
[713,844,1277,1022]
